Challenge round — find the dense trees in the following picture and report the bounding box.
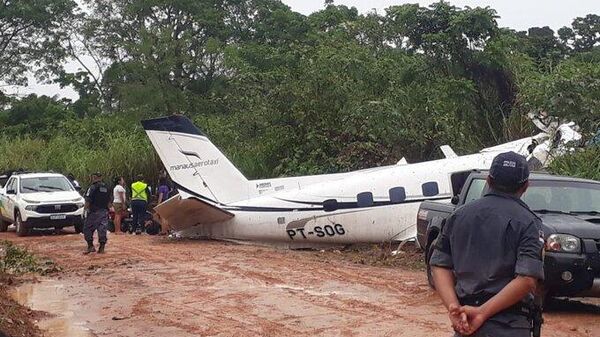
[0,0,77,85]
[0,1,598,182]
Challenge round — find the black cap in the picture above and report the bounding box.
[91,172,102,177]
[489,151,529,186]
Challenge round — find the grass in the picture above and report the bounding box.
[548,146,600,181]
[0,241,58,275]
[0,133,163,189]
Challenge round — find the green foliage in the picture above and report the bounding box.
[0,241,39,275]
[0,95,75,139]
[515,51,600,131]
[0,241,59,275]
[548,146,600,181]
[0,1,599,182]
[0,113,161,188]
[558,14,600,53]
[0,0,77,86]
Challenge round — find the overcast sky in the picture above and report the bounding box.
[5,0,599,100]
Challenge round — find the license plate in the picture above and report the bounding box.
[50,215,66,220]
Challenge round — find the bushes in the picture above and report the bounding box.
[0,115,162,188]
[548,146,600,181]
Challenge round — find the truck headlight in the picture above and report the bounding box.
[76,202,85,208]
[546,234,581,253]
[25,205,37,211]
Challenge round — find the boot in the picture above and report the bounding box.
[97,243,105,254]
[84,243,96,255]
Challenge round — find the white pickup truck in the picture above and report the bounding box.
[0,172,85,236]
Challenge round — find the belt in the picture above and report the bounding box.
[459,293,531,317]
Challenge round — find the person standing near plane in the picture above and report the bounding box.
[84,172,111,254]
[430,152,544,337]
[156,177,171,204]
[130,174,151,235]
[112,176,127,235]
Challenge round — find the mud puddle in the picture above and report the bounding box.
[10,279,95,337]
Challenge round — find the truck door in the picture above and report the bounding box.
[2,178,17,221]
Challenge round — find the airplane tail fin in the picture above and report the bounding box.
[142,115,249,204]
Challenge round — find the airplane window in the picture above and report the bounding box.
[357,192,373,207]
[389,187,406,203]
[323,199,338,212]
[422,182,439,197]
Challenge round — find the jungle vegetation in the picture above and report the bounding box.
[0,1,599,185]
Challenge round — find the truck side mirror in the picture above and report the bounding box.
[451,195,459,205]
[6,189,16,195]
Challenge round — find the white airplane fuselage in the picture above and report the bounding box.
[168,151,507,247]
[143,115,577,248]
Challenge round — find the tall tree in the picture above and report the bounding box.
[558,14,600,53]
[0,0,77,88]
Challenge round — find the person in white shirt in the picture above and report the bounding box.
[112,176,127,235]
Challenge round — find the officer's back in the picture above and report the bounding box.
[430,151,544,337]
[449,191,543,299]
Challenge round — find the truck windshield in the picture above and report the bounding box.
[523,180,600,214]
[20,177,74,193]
[464,178,600,214]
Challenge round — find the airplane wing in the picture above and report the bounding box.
[154,194,234,231]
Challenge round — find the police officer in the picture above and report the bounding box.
[430,151,544,337]
[130,174,151,235]
[84,172,111,254]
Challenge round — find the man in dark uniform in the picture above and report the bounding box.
[83,172,111,254]
[430,151,545,337]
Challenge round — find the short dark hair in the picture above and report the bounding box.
[136,174,144,181]
[488,177,527,194]
[114,176,124,185]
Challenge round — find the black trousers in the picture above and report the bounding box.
[131,199,147,232]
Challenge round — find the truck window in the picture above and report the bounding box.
[450,171,473,196]
[465,179,487,204]
[522,180,600,213]
[5,178,16,193]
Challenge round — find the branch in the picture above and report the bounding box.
[66,37,106,100]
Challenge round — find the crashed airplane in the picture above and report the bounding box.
[142,115,580,248]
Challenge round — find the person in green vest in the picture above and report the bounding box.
[130,174,151,235]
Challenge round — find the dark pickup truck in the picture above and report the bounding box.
[416,171,600,298]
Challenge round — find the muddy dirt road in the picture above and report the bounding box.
[1,230,599,337]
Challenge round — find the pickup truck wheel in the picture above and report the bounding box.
[15,212,29,237]
[0,219,9,232]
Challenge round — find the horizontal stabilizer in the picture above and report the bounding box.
[154,195,234,231]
